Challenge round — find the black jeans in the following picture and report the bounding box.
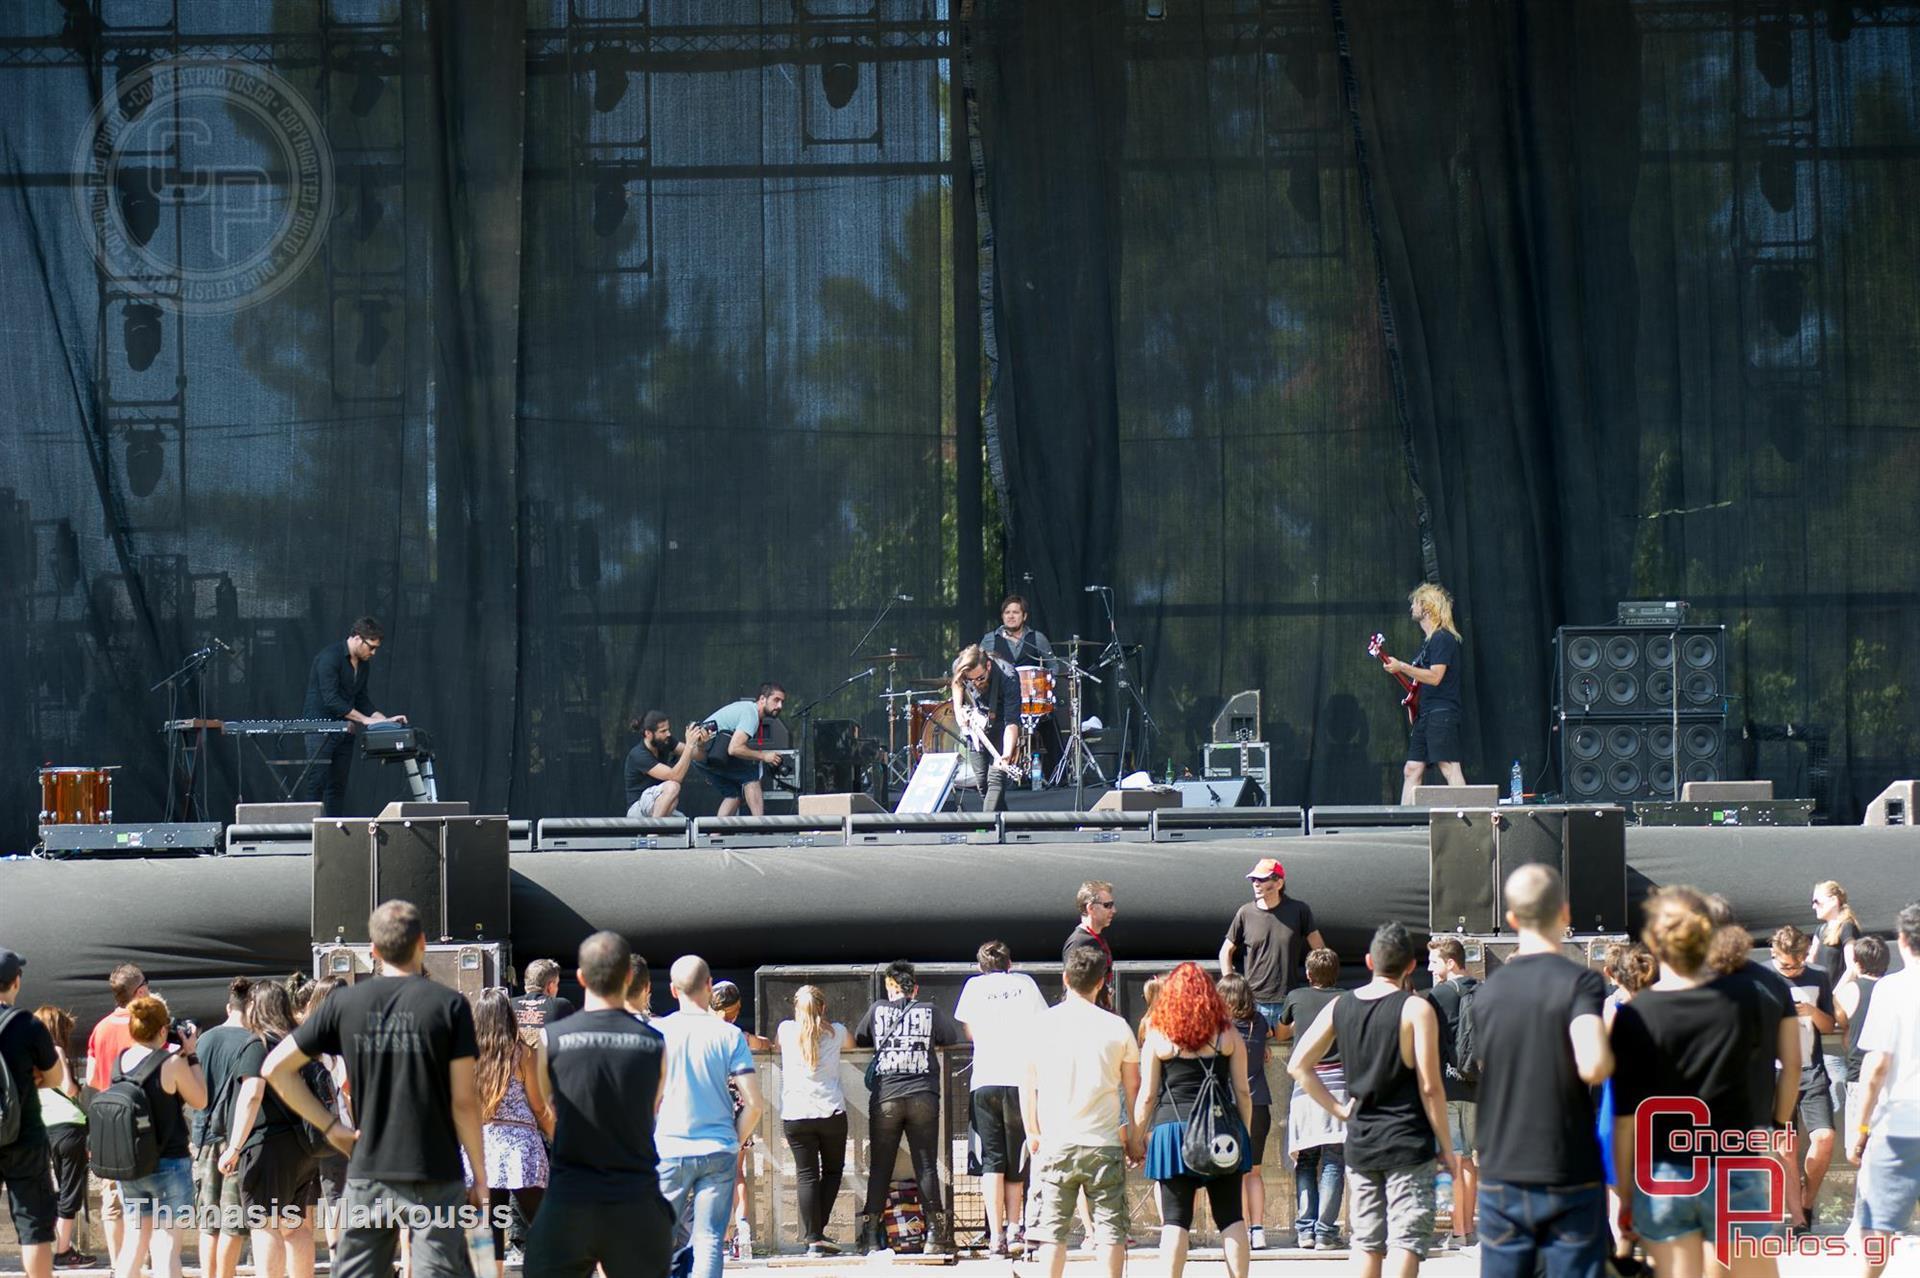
[967,747,1008,812]
[864,1093,943,1221]
[783,1113,848,1242]
[522,1192,674,1278]
[300,735,353,816]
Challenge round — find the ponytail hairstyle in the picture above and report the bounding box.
[1409,583,1460,638]
[1815,880,1861,948]
[793,985,830,1072]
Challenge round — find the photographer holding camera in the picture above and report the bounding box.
[624,712,717,818]
[691,683,788,816]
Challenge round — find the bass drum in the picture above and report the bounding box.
[917,704,1028,784]
[916,702,965,761]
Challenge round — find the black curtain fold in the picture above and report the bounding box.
[967,0,1128,644]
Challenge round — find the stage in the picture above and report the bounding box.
[3,818,1912,1038]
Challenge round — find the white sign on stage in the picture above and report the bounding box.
[897,752,961,814]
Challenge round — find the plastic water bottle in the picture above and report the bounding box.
[1030,754,1043,787]
[1508,759,1525,805]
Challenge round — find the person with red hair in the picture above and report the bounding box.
[1133,962,1255,1278]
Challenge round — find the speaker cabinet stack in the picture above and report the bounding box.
[311,816,511,944]
[1429,805,1628,935]
[1555,625,1729,803]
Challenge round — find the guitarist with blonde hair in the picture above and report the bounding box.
[951,644,1023,812]
[1379,583,1468,804]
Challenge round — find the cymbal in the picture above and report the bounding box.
[859,649,921,662]
[909,676,952,686]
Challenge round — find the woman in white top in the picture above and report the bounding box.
[777,985,855,1257]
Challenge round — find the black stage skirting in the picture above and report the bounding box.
[2,826,1913,1036]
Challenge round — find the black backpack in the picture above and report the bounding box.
[1170,1048,1251,1178]
[294,1058,340,1157]
[0,1007,24,1147]
[1436,978,1481,1087]
[88,1048,168,1180]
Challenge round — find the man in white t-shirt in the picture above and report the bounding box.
[955,940,1048,1255]
[1019,946,1142,1278]
[1849,900,1920,1278]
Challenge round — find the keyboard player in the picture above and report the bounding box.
[300,616,405,815]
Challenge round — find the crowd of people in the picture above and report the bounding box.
[1,861,1916,1278]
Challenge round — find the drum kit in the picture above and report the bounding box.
[862,639,1111,792]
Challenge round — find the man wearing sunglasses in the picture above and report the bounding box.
[1221,858,1327,1031]
[1063,882,1119,1011]
[300,616,405,816]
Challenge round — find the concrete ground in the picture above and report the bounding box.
[6,1241,1920,1276]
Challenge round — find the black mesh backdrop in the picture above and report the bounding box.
[967,0,1920,813]
[1,0,1917,854]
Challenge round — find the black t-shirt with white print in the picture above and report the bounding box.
[291,974,478,1182]
[854,997,962,1103]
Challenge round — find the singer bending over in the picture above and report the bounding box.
[1385,584,1467,804]
[950,645,1022,813]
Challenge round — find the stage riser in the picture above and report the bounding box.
[3,826,1913,1041]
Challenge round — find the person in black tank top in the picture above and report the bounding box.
[1289,923,1455,1269]
[1133,963,1255,1278]
[114,995,208,1272]
[1841,935,1889,1138]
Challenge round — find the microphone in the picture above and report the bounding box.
[896,593,914,602]
[211,638,234,653]
[1084,585,1108,593]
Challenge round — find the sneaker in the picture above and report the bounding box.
[54,1250,98,1270]
[1296,1235,1316,1250]
[812,1237,841,1256]
[502,1246,524,1267]
[1249,1226,1266,1250]
[805,1241,828,1258]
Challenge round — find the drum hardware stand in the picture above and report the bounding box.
[1091,586,1156,776]
[153,641,225,822]
[1050,640,1107,809]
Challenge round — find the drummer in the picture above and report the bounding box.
[981,594,1062,780]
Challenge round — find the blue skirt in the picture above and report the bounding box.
[1146,1120,1251,1181]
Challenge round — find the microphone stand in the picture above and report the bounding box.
[152,646,219,822]
[1094,586,1157,776]
[849,596,901,661]
[790,668,876,795]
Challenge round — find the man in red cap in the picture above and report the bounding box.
[1220,858,1327,1030]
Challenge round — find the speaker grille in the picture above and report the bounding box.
[1562,716,1724,801]
[1556,625,1724,716]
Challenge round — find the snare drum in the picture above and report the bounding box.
[39,766,113,825]
[1018,667,1055,718]
[908,699,949,762]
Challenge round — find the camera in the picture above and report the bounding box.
[699,720,720,734]
[167,1017,196,1047]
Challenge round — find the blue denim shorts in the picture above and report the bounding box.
[120,1156,196,1223]
[693,756,760,799]
[1858,1134,1920,1234]
[1631,1158,1783,1243]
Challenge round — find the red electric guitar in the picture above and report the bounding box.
[1367,632,1421,725]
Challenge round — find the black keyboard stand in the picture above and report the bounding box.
[234,729,344,805]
